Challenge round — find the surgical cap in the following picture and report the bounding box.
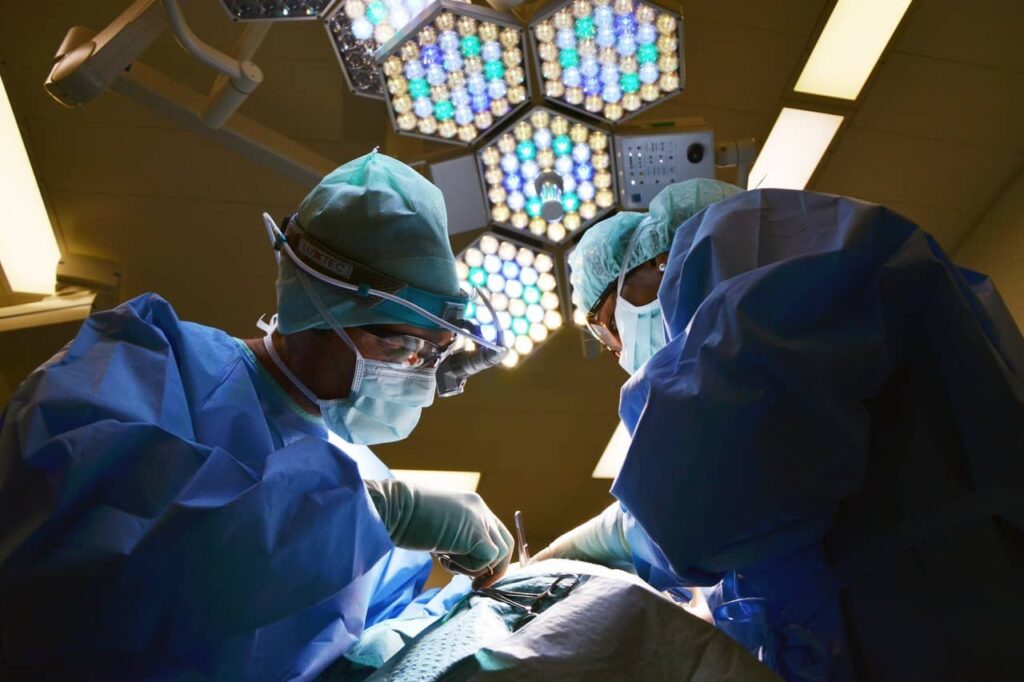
[569,179,743,312]
[276,151,460,333]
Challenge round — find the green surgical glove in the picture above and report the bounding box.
[531,502,635,572]
[364,479,514,587]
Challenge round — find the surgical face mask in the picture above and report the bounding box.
[259,311,437,445]
[613,228,668,375]
[614,297,666,375]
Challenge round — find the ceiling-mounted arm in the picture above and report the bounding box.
[161,0,264,128]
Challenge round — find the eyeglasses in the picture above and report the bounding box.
[357,325,456,369]
[584,283,621,353]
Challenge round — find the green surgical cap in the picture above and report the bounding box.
[276,151,459,333]
[569,178,743,312]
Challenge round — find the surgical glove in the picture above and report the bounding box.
[532,502,636,572]
[365,479,514,588]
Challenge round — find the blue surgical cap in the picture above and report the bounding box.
[276,151,460,333]
[569,179,743,312]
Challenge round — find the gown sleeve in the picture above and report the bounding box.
[0,294,394,664]
[613,190,1024,583]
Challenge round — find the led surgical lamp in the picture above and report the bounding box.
[261,213,508,396]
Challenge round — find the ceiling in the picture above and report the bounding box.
[1,0,1022,551]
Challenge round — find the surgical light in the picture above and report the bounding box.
[455,233,562,367]
[326,0,469,98]
[477,106,617,243]
[0,71,60,295]
[795,0,913,101]
[748,108,843,191]
[592,421,630,479]
[530,0,684,124]
[377,0,530,144]
[219,0,333,21]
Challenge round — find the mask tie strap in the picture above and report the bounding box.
[293,267,368,393]
[255,315,321,406]
[618,226,646,297]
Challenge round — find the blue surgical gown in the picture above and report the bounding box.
[615,190,1024,680]
[0,294,465,680]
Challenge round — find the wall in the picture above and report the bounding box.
[955,168,1024,329]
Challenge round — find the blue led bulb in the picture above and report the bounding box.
[451,87,470,108]
[443,52,464,73]
[636,23,657,45]
[413,97,434,118]
[572,142,591,163]
[577,181,595,201]
[507,190,526,211]
[556,28,577,51]
[562,66,582,88]
[467,74,488,95]
[600,63,620,84]
[420,44,442,66]
[638,63,659,85]
[580,57,600,78]
[614,14,636,35]
[455,106,474,125]
[439,30,460,53]
[616,35,637,57]
[602,83,623,103]
[404,60,425,80]
[488,79,507,100]
[593,5,614,28]
[481,40,503,62]
[471,92,491,113]
[500,153,520,174]
[595,27,616,49]
[426,65,447,86]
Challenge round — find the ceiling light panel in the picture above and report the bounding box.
[378,0,530,144]
[794,0,912,100]
[530,0,683,124]
[455,233,563,368]
[0,71,60,295]
[326,0,469,98]
[477,106,617,244]
[747,107,843,191]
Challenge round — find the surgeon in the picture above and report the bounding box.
[0,151,514,680]
[537,180,1024,680]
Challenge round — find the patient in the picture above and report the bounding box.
[324,559,780,681]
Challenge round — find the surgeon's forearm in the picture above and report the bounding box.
[534,503,636,572]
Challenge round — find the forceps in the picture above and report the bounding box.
[514,510,530,565]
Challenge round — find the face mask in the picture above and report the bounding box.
[260,307,438,445]
[614,297,666,374]
[613,228,668,375]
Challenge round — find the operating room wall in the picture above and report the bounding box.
[955,167,1024,328]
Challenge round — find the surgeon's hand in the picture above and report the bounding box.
[531,502,636,572]
[364,479,514,589]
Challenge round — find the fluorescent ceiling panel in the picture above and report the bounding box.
[795,0,913,100]
[592,421,630,479]
[393,469,481,492]
[0,71,60,294]
[747,108,843,191]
